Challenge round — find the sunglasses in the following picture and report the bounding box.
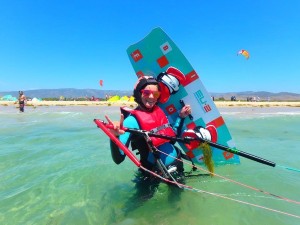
[141,89,161,98]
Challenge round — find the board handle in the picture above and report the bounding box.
[180,100,193,120]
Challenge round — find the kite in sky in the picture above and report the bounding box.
[237,49,250,59]
[99,80,103,87]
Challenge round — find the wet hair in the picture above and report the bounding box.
[133,76,159,109]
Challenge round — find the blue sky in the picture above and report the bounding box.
[1,0,300,93]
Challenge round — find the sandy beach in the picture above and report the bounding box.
[1,100,300,108]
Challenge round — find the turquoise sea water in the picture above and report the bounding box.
[1,105,300,225]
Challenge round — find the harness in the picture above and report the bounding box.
[138,130,184,186]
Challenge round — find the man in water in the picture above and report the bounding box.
[18,91,26,112]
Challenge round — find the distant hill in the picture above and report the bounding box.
[1,88,300,101]
[0,88,132,99]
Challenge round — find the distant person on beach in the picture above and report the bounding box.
[105,76,211,202]
[18,91,26,112]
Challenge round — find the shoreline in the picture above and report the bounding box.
[1,100,300,108]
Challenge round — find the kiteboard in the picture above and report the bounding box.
[126,27,240,165]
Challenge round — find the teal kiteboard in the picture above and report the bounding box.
[126,27,240,165]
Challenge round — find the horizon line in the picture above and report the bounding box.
[0,88,300,95]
